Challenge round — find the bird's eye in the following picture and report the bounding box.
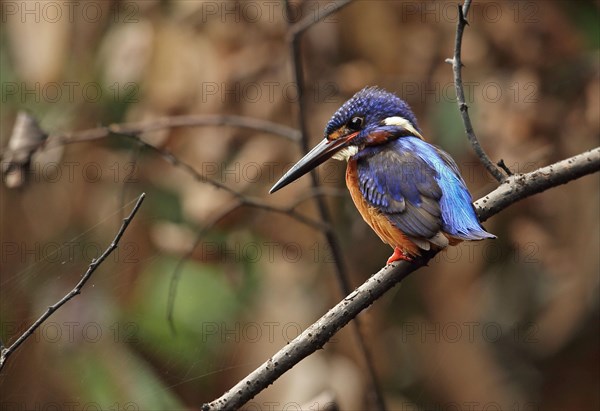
[347,116,364,131]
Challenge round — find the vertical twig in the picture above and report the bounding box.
[449,0,506,182]
[0,193,146,372]
[284,1,388,410]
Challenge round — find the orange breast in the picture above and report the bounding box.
[346,160,420,257]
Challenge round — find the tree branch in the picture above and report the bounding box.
[448,0,506,182]
[201,147,600,410]
[475,148,600,221]
[0,193,146,372]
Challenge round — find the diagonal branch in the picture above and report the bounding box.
[113,133,328,231]
[0,193,146,372]
[201,147,600,411]
[448,0,506,182]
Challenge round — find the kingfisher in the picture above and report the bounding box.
[270,87,495,264]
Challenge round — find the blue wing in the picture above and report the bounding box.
[355,137,494,242]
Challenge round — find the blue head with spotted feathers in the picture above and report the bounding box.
[324,87,421,143]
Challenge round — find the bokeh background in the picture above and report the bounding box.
[1,1,599,410]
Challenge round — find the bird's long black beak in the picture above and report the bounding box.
[269,133,357,194]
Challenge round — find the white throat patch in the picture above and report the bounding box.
[332,145,359,161]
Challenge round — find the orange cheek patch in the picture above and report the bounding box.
[328,127,348,141]
[366,130,392,144]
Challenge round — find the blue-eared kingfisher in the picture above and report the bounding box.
[270,87,495,264]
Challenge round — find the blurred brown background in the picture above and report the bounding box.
[1,1,599,410]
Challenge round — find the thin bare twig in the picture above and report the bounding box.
[0,114,300,161]
[1,116,326,232]
[0,193,146,372]
[448,0,506,183]
[108,115,300,142]
[202,147,600,411]
[284,1,387,409]
[285,12,352,289]
[287,0,353,39]
[114,133,330,232]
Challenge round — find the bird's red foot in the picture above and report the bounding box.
[387,247,413,264]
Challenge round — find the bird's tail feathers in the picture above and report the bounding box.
[453,227,496,241]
